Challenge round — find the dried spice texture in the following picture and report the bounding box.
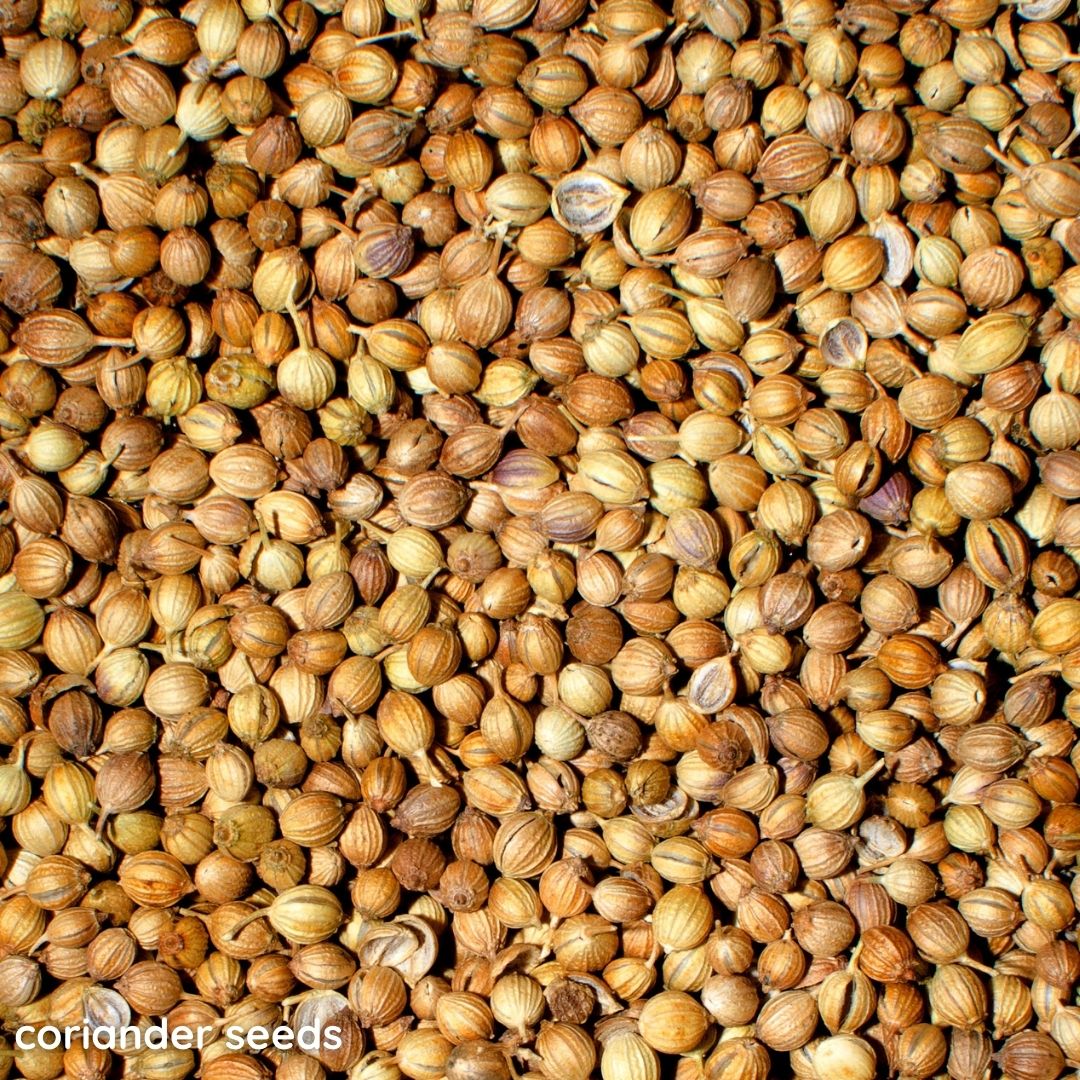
[3,0,1080,1079]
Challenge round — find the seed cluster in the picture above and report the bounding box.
[4,0,1080,1077]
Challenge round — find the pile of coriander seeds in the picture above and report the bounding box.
[4,0,1080,1076]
